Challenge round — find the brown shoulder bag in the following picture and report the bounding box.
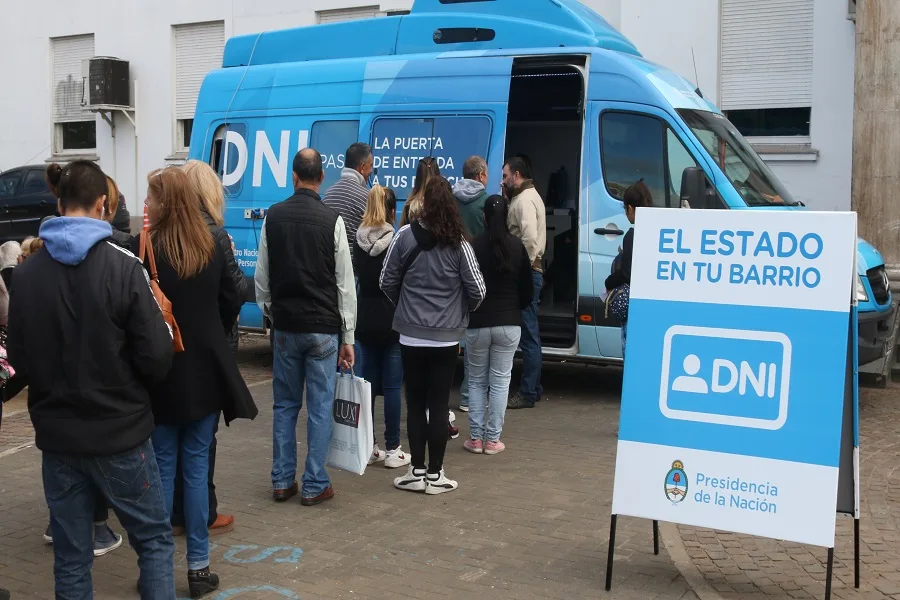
[139,231,185,352]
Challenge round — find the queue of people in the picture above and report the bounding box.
[1,159,257,599]
[0,141,549,598]
[255,144,548,500]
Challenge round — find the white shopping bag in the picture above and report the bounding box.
[326,369,373,475]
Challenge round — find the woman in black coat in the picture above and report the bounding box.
[136,167,257,598]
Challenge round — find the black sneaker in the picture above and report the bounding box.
[0,587,10,600]
[188,568,220,598]
[507,392,536,410]
[449,423,460,439]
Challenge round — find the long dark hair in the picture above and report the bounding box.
[421,178,464,247]
[402,157,442,226]
[482,195,512,274]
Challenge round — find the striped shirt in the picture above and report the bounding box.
[323,168,369,265]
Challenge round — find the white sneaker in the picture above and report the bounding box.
[394,465,426,492]
[449,410,456,425]
[425,470,458,495]
[384,447,411,469]
[368,445,386,465]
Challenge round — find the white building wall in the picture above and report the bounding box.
[0,0,856,214]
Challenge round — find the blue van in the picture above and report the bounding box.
[189,0,894,366]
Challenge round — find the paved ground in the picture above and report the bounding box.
[0,334,897,600]
[0,335,697,600]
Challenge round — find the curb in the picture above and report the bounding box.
[658,522,724,600]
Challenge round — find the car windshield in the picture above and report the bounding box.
[677,109,799,207]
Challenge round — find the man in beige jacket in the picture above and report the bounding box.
[502,156,546,409]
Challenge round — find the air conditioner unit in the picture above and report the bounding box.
[84,57,130,108]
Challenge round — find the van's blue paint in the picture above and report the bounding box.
[191,0,891,362]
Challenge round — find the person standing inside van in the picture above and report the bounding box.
[324,142,374,263]
[381,178,486,495]
[256,149,357,506]
[464,196,533,454]
[355,185,411,469]
[502,156,546,409]
[452,156,491,412]
[8,160,176,599]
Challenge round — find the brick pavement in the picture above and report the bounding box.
[668,383,900,600]
[0,337,698,600]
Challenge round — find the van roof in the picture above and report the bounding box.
[222,0,639,68]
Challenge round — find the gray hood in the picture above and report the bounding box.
[356,223,394,257]
[452,179,486,205]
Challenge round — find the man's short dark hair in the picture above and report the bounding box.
[293,148,323,182]
[345,143,373,171]
[504,155,532,180]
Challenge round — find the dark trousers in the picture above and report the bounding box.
[401,344,459,473]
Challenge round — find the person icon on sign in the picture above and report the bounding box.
[671,354,708,394]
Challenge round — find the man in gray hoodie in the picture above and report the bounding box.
[453,156,490,238]
[451,156,491,411]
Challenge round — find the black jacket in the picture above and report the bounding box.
[354,224,398,346]
[605,228,634,290]
[8,218,173,456]
[265,189,341,334]
[468,232,534,329]
[131,232,257,426]
[204,211,254,308]
[112,195,131,235]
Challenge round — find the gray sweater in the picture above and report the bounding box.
[380,221,486,342]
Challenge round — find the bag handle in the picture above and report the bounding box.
[138,231,159,281]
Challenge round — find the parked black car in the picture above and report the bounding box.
[0,165,59,243]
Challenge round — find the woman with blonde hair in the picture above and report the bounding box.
[354,185,410,469]
[173,159,251,538]
[135,167,257,598]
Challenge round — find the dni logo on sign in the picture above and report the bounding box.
[659,326,792,430]
[333,399,361,429]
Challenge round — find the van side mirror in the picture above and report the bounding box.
[680,167,723,210]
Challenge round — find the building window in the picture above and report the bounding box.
[725,108,811,138]
[174,22,224,154]
[720,0,814,142]
[317,7,379,23]
[51,34,97,154]
[176,119,194,153]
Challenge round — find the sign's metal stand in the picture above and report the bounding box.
[604,518,659,591]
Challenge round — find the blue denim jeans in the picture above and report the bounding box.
[361,341,403,451]
[272,331,338,498]
[152,411,217,572]
[519,271,544,402]
[42,438,175,600]
[466,326,522,441]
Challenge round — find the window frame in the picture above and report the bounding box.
[176,118,193,154]
[53,120,98,155]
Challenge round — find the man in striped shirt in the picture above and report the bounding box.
[323,142,374,265]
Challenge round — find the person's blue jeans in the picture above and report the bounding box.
[152,411,217,572]
[42,438,175,600]
[361,341,403,451]
[466,326,522,441]
[519,271,544,402]
[272,331,338,498]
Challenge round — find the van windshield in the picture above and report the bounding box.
[677,109,800,207]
